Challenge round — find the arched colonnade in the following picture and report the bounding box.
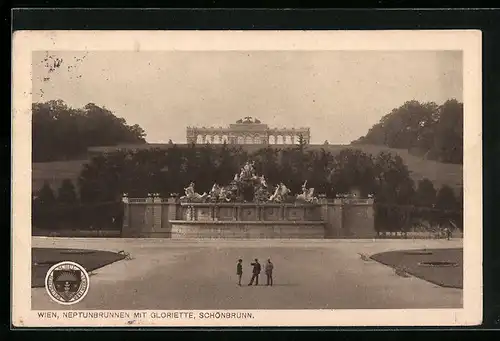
[190,133,309,145]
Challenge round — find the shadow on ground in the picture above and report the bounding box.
[32,248,126,288]
[370,248,463,289]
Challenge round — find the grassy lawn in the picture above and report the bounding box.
[32,248,126,288]
[370,248,463,289]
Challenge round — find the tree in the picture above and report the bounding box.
[354,100,438,149]
[435,185,460,229]
[33,181,56,230]
[57,179,78,204]
[435,185,459,210]
[353,99,463,164]
[37,181,56,205]
[329,149,377,197]
[32,100,147,162]
[415,179,436,207]
[77,146,417,208]
[412,178,438,230]
[428,99,463,164]
[373,152,413,204]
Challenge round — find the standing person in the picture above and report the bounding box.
[236,259,243,286]
[248,259,261,286]
[265,259,274,286]
[445,226,452,240]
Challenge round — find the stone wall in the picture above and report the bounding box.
[121,196,375,239]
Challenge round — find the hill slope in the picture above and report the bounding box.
[353,99,463,165]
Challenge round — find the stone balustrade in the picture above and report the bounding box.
[121,196,375,239]
[179,202,322,222]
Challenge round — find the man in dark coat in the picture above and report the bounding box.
[236,259,243,286]
[265,259,274,286]
[248,259,261,286]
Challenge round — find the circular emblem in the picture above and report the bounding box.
[45,261,90,305]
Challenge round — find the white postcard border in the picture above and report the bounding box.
[12,30,482,327]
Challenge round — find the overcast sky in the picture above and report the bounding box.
[32,50,462,144]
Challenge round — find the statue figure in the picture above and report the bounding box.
[269,185,281,202]
[296,181,318,203]
[180,182,208,202]
[239,161,255,180]
[184,182,195,196]
[281,182,291,198]
[259,175,268,188]
[223,185,238,202]
[253,175,270,203]
[218,187,228,202]
[269,182,290,203]
[208,183,221,202]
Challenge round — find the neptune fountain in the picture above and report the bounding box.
[180,161,318,204]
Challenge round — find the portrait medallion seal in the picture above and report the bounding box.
[45,261,90,305]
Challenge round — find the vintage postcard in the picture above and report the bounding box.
[12,30,482,327]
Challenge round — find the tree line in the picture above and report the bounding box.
[33,100,147,162]
[33,145,463,232]
[352,99,463,164]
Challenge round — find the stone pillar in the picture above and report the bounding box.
[209,205,215,221]
[342,198,376,238]
[153,194,162,232]
[186,205,195,221]
[166,197,177,229]
[121,194,130,237]
[144,195,154,236]
[214,205,219,221]
[321,198,343,238]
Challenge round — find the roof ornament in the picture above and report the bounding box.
[236,116,262,124]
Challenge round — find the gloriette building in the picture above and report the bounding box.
[186,117,310,145]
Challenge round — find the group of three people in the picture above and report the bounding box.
[236,258,274,286]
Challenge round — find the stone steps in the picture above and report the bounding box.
[169,222,325,239]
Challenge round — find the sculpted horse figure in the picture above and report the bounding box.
[297,188,318,203]
[296,181,319,203]
[207,183,236,202]
[180,182,208,203]
[269,182,290,203]
[218,186,234,202]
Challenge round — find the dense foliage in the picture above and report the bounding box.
[353,99,463,164]
[76,145,415,203]
[33,145,462,233]
[33,100,147,162]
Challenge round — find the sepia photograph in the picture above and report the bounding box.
[11,30,482,327]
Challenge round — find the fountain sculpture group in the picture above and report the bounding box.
[180,161,318,204]
[121,161,375,239]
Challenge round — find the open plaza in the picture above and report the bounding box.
[32,237,463,310]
